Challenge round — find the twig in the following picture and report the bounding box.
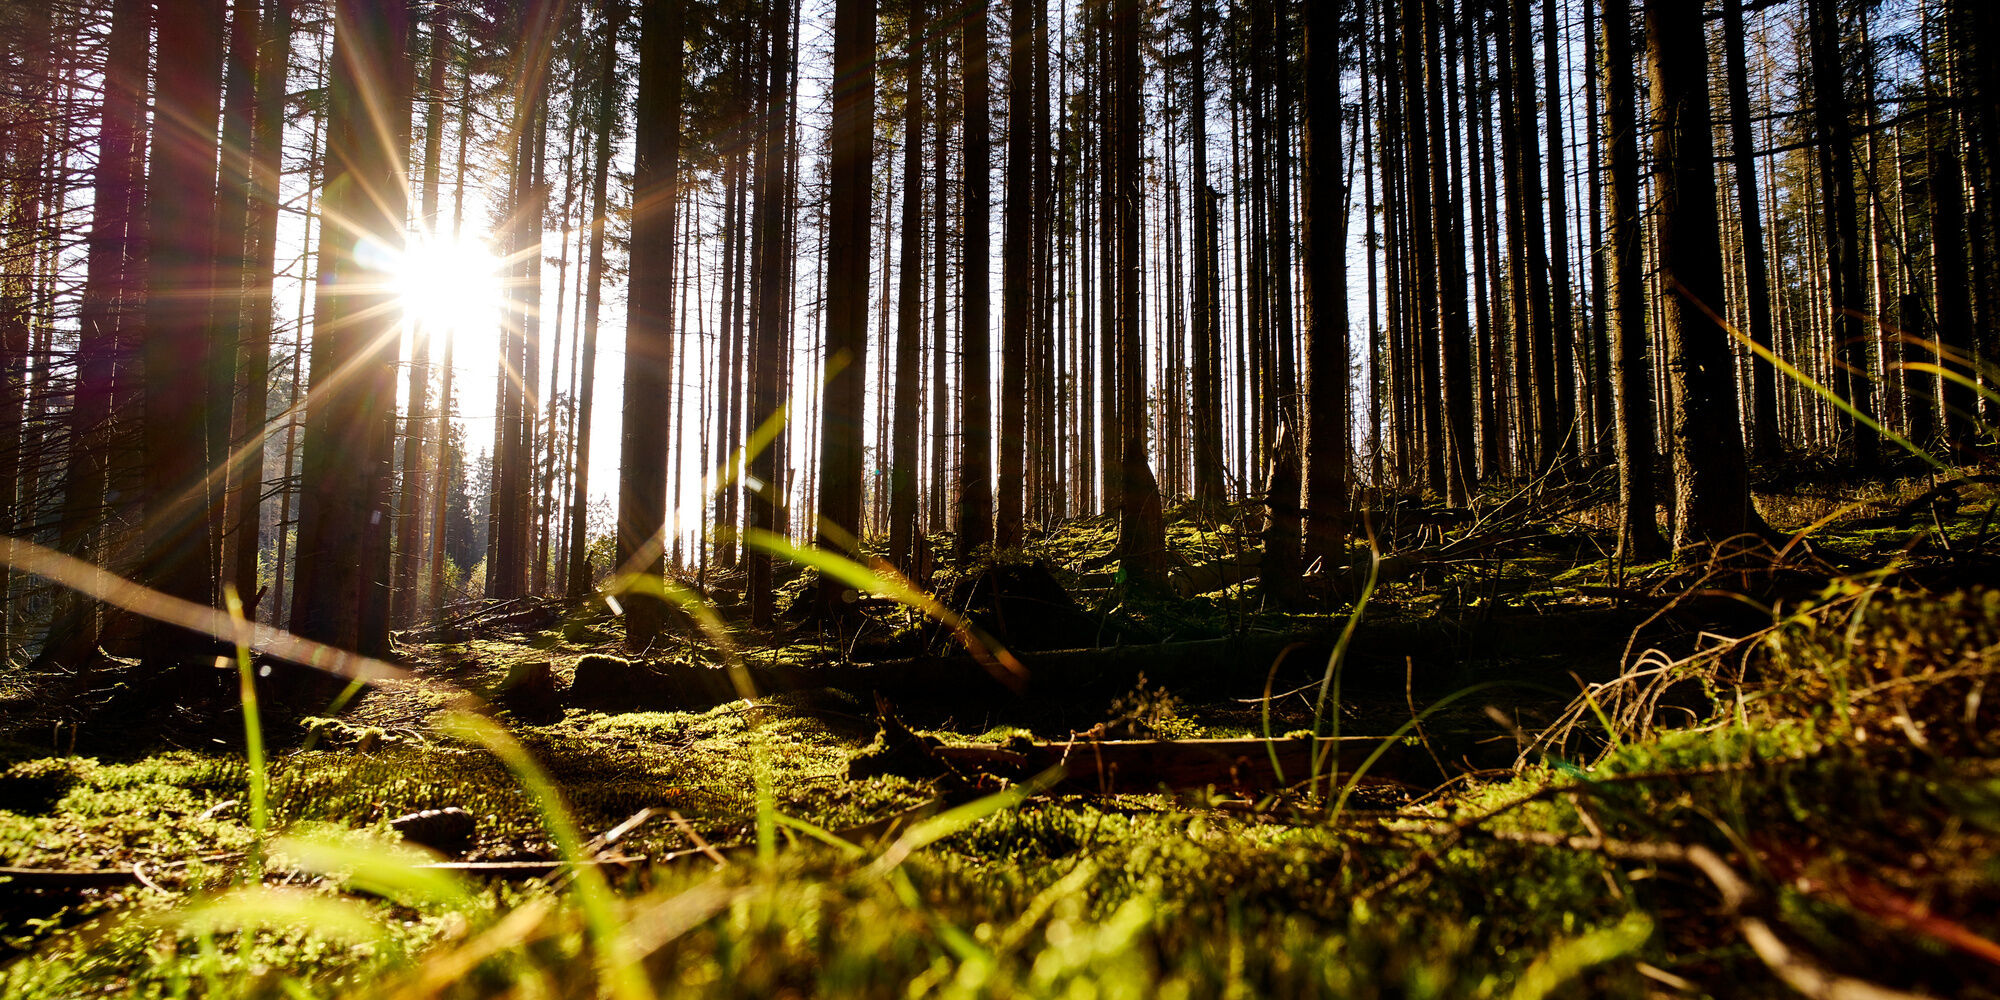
[665,811,729,868]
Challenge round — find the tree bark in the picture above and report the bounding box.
[566,2,624,603]
[1113,0,1165,591]
[291,0,412,658]
[817,0,876,603]
[750,0,795,626]
[1603,0,1664,559]
[1646,0,1759,546]
[957,1,994,559]
[616,0,683,650]
[888,0,928,572]
[1189,0,1225,508]
[997,0,1032,548]
[138,0,229,670]
[44,0,150,664]
[1808,0,1874,466]
[1720,0,1779,461]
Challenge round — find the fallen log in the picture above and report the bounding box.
[933,735,1443,794]
[567,631,1330,713]
[0,865,147,890]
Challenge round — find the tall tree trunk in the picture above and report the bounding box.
[428,53,473,616]
[616,0,683,650]
[1189,0,1225,507]
[817,0,876,603]
[291,0,412,658]
[1114,0,1166,591]
[1505,0,1556,472]
[997,0,1032,549]
[930,26,953,534]
[1541,0,1576,464]
[749,0,795,625]
[1428,0,1475,503]
[1301,0,1348,568]
[958,1,993,559]
[390,6,449,625]
[44,0,150,665]
[223,0,291,615]
[1720,0,1779,461]
[888,0,928,572]
[1603,0,1663,559]
[1646,0,1758,545]
[209,0,259,608]
[138,0,229,672]
[1930,119,1976,453]
[566,3,621,602]
[1808,0,1874,465]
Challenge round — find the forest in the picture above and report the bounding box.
[1,0,1997,995]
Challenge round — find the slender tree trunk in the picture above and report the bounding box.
[1808,0,1874,466]
[389,7,449,625]
[1930,119,1976,452]
[1505,0,1556,472]
[749,0,795,625]
[958,0,993,559]
[566,2,623,602]
[930,27,953,534]
[997,0,1032,549]
[427,54,472,616]
[1114,0,1166,590]
[1603,0,1663,559]
[888,0,928,572]
[1428,0,1475,503]
[1720,0,1778,461]
[209,0,259,607]
[1189,0,1225,507]
[1541,0,1576,464]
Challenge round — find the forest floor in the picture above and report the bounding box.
[3,463,1999,998]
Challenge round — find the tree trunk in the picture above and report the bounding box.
[210,0,259,608]
[1189,0,1225,508]
[1541,0,1576,465]
[1720,0,1779,461]
[44,0,150,665]
[1603,0,1663,559]
[888,0,928,572]
[1646,0,1759,545]
[1301,0,1355,558]
[1808,0,1874,466]
[566,2,623,602]
[1114,0,1165,591]
[997,0,1031,549]
[957,1,993,559]
[750,0,795,626]
[291,0,412,658]
[615,0,683,650]
[138,0,229,671]
[390,6,448,626]
[1505,0,1556,472]
[1427,0,1475,503]
[817,0,876,603]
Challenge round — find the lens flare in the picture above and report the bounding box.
[393,235,502,333]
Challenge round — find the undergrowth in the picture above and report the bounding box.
[3,482,1998,998]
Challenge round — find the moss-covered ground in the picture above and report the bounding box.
[2,469,1998,998]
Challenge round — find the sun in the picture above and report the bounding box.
[393,234,503,334]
